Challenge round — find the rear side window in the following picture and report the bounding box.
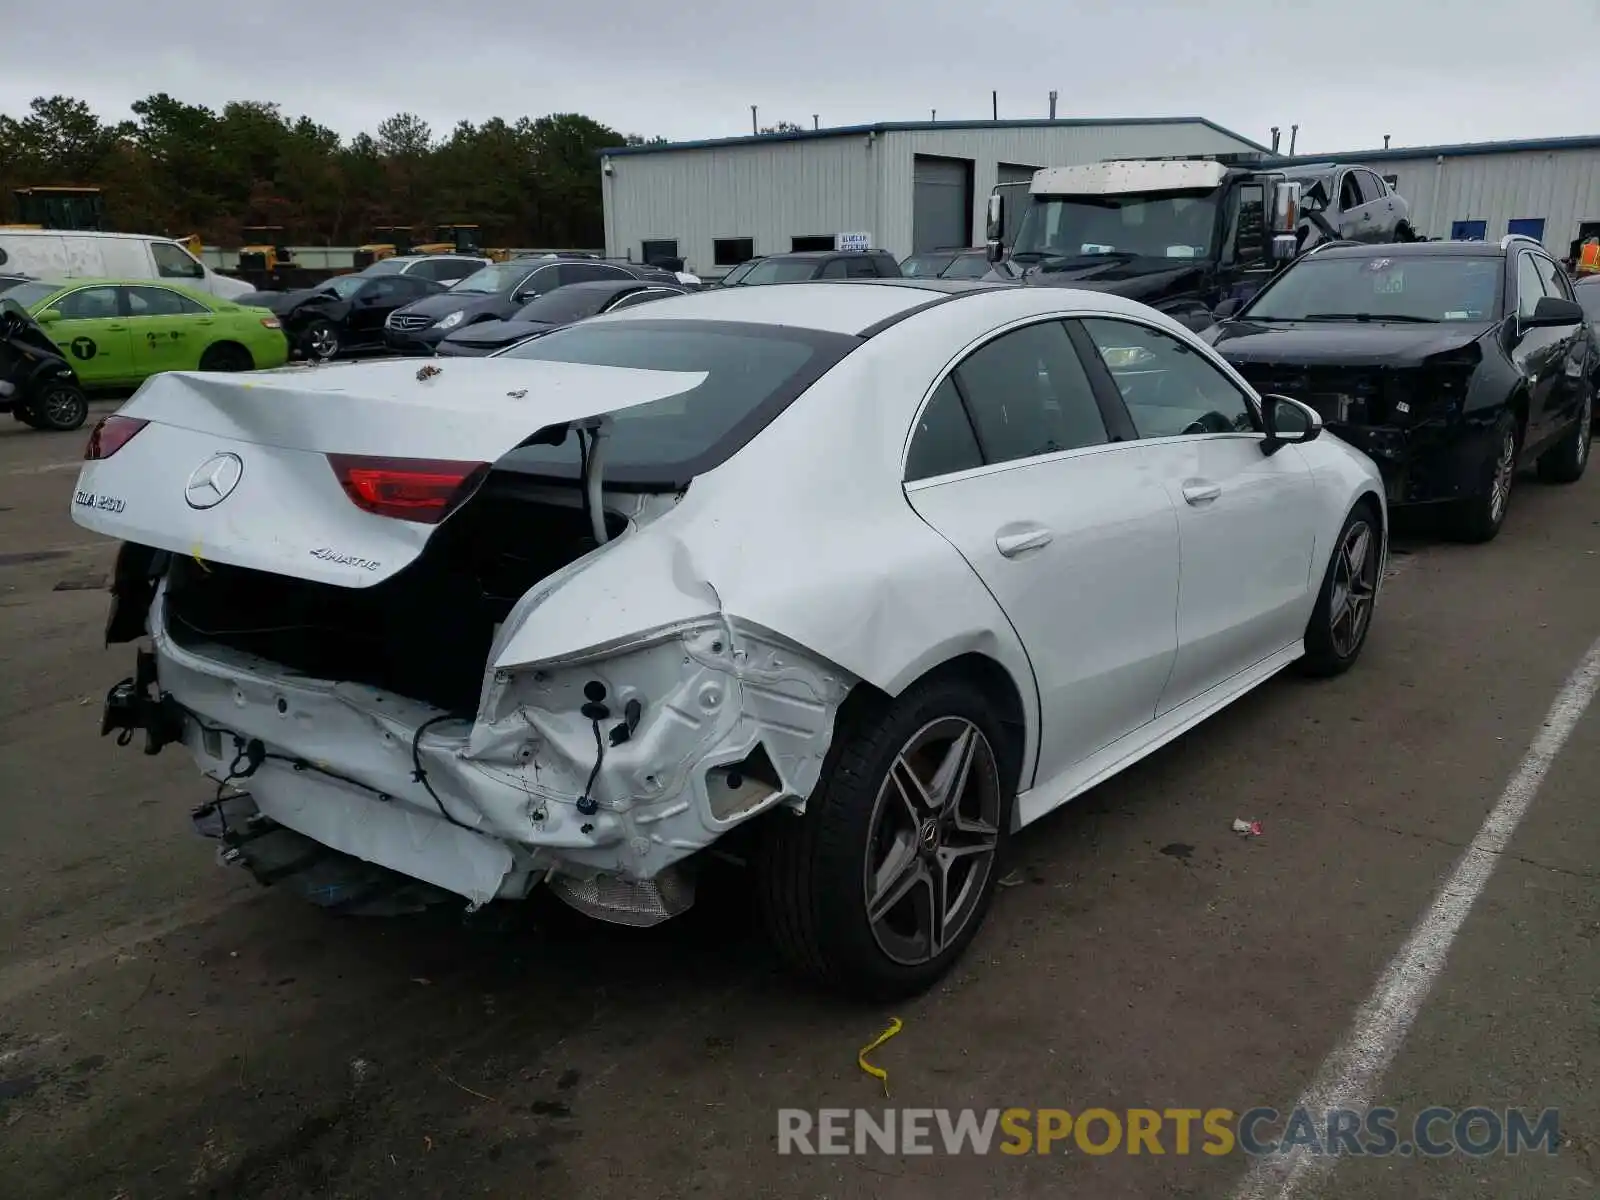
[495,319,858,485]
[905,378,983,482]
[126,286,208,316]
[951,320,1108,465]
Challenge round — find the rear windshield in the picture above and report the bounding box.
[901,253,957,278]
[739,257,822,284]
[1241,255,1505,323]
[493,319,859,487]
[513,287,623,324]
[361,259,408,275]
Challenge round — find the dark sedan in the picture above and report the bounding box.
[1205,239,1591,543]
[238,272,445,360]
[434,280,685,357]
[383,256,640,355]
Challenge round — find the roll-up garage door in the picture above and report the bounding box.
[913,156,973,253]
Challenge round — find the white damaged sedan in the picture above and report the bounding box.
[75,279,1385,998]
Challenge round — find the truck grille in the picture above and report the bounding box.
[1230,363,1397,426]
[387,313,433,331]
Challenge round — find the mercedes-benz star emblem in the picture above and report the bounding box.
[184,452,245,510]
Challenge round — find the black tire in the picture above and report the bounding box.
[1536,386,1592,484]
[198,342,253,372]
[1300,499,1382,678]
[1395,220,1417,243]
[1445,410,1519,543]
[32,383,89,432]
[12,405,42,428]
[301,320,339,361]
[756,675,1018,1001]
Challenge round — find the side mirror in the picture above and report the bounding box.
[35,308,61,324]
[1270,181,1302,234]
[1212,296,1242,320]
[1260,393,1323,455]
[1523,295,1584,328]
[1270,234,1299,262]
[986,192,1005,262]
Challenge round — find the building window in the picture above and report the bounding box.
[641,239,679,267]
[714,237,754,266]
[791,235,835,252]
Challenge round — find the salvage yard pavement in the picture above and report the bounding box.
[1,413,1597,1200]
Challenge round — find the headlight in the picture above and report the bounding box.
[435,311,465,330]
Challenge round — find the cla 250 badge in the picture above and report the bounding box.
[310,547,381,571]
[73,490,125,514]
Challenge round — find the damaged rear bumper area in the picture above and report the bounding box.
[105,584,853,922]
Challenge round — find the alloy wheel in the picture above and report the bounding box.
[1488,427,1517,523]
[43,387,84,428]
[308,325,338,359]
[863,716,1002,966]
[1328,520,1378,659]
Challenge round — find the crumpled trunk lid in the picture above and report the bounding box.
[69,358,703,587]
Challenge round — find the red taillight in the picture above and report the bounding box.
[84,415,149,460]
[325,454,489,524]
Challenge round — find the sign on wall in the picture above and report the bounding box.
[836,232,872,252]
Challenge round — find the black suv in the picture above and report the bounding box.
[724,250,902,285]
[1205,237,1592,542]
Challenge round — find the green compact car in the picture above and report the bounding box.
[5,278,289,389]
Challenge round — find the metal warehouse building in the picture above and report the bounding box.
[599,117,1267,275]
[1273,134,1600,258]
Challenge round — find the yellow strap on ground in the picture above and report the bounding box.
[857,1016,903,1097]
[191,543,210,572]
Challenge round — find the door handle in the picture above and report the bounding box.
[104,324,126,330]
[995,527,1054,557]
[1182,481,1222,505]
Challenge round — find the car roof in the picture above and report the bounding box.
[28,277,207,290]
[1306,240,1516,261]
[764,249,892,261]
[585,277,1191,337]
[545,279,672,296]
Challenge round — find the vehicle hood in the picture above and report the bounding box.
[69,357,707,588]
[394,292,508,321]
[441,318,558,346]
[1206,319,1494,367]
[993,256,1209,302]
[245,288,330,315]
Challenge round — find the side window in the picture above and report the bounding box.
[126,286,207,316]
[845,256,879,279]
[559,262,629,286]
[1079,318,1256,439]
[1358,170,1388,200]
[905,377,984,482]
[1339,171,1366,210]
[438,259,483,282]
[54,286,121,320]
[362,277,407,302]
[1516,254,1549,319]
[606,289,674,311]
[1535,254,1574,301]
[151,241,205,280]
[817,258,850,279]
[951,320,1108,465]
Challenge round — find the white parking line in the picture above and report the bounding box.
[1234,633,1600,1200]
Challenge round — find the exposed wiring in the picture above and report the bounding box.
[576,718,604,815]
[411,713,480,832]
[576,425,593,546]
[171,697,478,832]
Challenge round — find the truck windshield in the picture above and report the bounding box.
[1009,189,1221,263]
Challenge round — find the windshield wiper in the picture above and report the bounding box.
[1302,312,1440,324]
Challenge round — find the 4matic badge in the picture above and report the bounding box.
[309,547,382,571]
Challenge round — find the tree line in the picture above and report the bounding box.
[0,94,669,248]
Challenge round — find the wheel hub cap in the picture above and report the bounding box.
[1329,520,1377,659]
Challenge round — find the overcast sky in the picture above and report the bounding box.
[2,0,1596,154]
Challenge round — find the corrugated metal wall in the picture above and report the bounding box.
[1372,148,1600,253]
[602,137,881,275]
[602,122,1259,270]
